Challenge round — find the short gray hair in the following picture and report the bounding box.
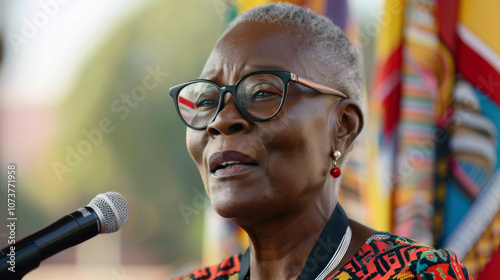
[223,3,363,103]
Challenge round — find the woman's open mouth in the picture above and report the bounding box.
[209,151,258,177]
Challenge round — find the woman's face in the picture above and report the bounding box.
[186,22,350,224]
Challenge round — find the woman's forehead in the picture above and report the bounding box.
[200,22,310,81]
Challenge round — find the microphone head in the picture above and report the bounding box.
[88,192,130,234]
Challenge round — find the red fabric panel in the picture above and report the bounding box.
[437,0,460,56]
[477,244,500,280]
[457,38,500,106]
[373,45,403,138]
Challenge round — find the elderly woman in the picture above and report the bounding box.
[170,3,470,280]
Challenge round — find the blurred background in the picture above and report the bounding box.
[0,0,498,279]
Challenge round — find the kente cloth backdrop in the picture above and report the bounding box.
[372,0,500,279]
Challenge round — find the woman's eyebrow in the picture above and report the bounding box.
[199,64,289,81]
[249,64,287,71]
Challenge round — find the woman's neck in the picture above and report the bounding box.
[242,197,338,280]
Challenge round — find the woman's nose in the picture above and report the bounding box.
[207,92,252,137]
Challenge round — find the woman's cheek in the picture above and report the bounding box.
[186,131,212,197]
[186,130,206,165]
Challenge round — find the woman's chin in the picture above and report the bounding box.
[211,196,290,228]
[211,198,257,219]
[208,183,269,219]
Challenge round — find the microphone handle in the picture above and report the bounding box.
[0,206,101,279]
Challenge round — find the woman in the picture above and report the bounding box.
[170,3,470,280]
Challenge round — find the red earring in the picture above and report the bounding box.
[330,150,342,178]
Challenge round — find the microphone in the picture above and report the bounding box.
[0,192,129,280]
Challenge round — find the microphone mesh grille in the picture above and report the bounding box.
[89,192,130,233]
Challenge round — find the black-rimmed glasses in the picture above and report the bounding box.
[169,70,347,130]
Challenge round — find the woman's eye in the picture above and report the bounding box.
[196,98,218,108]
[195,90,219,108]
[252,91,280,99]
[249,84,282,100]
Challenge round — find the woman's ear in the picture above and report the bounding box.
[332,99,364,153]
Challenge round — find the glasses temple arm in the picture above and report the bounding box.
[290,73,347,98]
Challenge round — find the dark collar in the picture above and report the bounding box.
[238,203,350,280]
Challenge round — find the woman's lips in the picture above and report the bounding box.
[209,150,258,176]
